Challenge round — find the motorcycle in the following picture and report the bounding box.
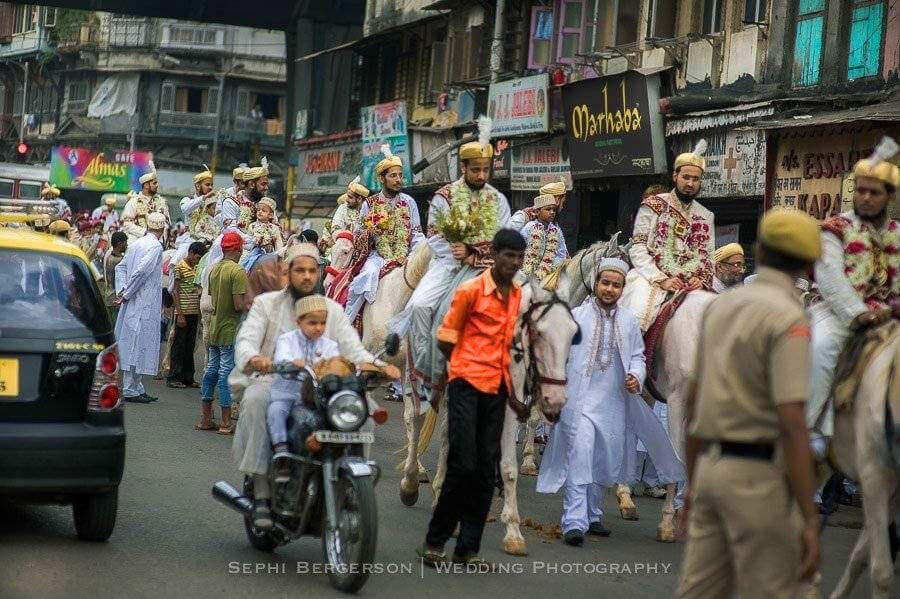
[212,334,400,593]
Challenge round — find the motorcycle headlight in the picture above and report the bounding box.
[326,390,367,431]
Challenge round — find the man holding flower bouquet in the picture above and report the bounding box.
[390,116,510,394]
[344,145,425,323]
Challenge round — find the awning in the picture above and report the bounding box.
[666,101,775,136]
[753,98,900,130]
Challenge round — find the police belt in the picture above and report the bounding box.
[714,440,775,461]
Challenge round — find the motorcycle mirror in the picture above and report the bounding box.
[384,333,400,357]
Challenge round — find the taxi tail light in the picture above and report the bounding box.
[89,344,121,411]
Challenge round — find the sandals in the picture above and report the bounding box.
[416,544,446,569]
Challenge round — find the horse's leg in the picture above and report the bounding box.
[500,405,527,556]
[828,527,869,599]
[430,401,450,510]
[860,464,897,599]
[615,484,639,520]
[399,393,421,507]
[519,404,541,476]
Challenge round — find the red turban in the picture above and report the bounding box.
[221,231,243,252]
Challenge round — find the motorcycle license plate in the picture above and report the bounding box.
[314,430,374,444]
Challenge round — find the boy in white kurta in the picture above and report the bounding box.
[537,257,684,546]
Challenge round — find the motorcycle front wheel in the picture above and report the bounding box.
[322,472,378,593]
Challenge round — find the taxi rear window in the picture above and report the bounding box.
[0,249,110,338]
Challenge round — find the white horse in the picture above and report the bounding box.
[324,235,354,290]
[828,329,899,599]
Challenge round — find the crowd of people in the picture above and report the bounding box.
[6,122,897,596]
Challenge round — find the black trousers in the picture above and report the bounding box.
[168,313,199,384]
[426,378,506,555]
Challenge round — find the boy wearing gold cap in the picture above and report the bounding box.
[518,194,569,282]
[621,140,716,330]
[344,146,425,322]
[509,176,569,230]
[807,138,899,442]
[325,176,368,248]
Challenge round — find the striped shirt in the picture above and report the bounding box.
[174,260,200,314]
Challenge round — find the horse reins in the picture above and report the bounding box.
[513,293,574,395]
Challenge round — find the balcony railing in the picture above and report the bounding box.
[159,25,226,52]
[158,111,218,130]
[107,17,156,47]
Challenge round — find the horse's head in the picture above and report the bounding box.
[325,234,355,287]
[561,231,633,307]
[514,279,580,423]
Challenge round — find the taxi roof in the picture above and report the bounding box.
[0,226,91,264]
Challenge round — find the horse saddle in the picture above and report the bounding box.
[832,320,899,413]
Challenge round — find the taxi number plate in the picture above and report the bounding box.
[0,358,19,397]
[313,431,374,444]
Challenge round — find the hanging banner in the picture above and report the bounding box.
[562,70,667,178]
[50,146,153,193]
[492,139,511,179]
[510,138,572,191]
[488,73,550,136]
[360,100,412,191]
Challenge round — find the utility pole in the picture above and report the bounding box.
[19,61,30,145]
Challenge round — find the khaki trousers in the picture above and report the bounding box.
[676,450,802,599]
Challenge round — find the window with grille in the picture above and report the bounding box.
[166,26,222,47]
[68,81,89,104]
[12,5,35,35]
[529,7,554,68]
[847,0,884,81]
[792,0,826,86]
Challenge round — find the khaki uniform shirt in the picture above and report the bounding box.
[691,266,811,443]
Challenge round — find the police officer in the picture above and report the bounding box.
[676,209,821,598]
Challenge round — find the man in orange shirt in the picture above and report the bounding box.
[419,229,526,566]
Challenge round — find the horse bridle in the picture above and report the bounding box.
[512,292,576,397]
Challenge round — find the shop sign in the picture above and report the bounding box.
[296,141,362,194]
[562,70,667,178]
[672,129,766,198]
[360,100,412,191]
[488,74,549,136]
[510,138,572,191]
[50,146,153,193]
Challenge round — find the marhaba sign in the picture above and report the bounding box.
[768,128,897,219]
[50,146,153,193]
[562,70,666,178]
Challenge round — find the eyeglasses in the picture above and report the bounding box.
[722,260,746,271]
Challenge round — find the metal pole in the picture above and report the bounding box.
[211,71,226,174]
[489,0,506,83]
[129,123,136,151]
[19,61,29,144]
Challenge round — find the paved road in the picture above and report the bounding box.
[0,380,872,598]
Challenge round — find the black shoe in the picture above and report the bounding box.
[251,499,273,530]
[124,394,154,404]
[140,393,159,402]
[588,520,611,537]
[563,529,584,546]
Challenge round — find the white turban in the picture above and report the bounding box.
[596,257,629,279]
[146,212,166,230]
[285,242,320,265]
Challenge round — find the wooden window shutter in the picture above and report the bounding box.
[428,41,447,97]
[0,3,14,44]
[468,24,484,79]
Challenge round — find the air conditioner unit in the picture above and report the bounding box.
[43,8,57,28]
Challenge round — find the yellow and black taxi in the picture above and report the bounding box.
[0,206,124,542]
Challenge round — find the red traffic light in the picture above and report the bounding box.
[16,142,28,155]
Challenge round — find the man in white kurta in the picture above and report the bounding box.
[344,152,424,322]
[231,244,400,526]
[114,212,166,402]
[621,149,715,331]
[121,169,170,244]
[537,258,684,545]
[169,169,217,291]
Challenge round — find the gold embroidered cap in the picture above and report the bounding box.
[193,168,213,185]
[242,157,269,181]
[673,139,708,173]
[459,115,494,160]
[758,208,821,262]
[347,175,370,197]
[375,144,403,176]
[853,136,900,188]
[294,294,328,318]
[49,219,70,233]
[713,242,744,263]
[533,194,556,209]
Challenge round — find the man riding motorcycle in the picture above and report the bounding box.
[230,243,400,527]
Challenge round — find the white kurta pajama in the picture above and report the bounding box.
[231,289,376,475]
[345,192,425,321]
[537,299,684,533]
[114,233,164,397]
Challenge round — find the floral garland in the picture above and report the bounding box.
[522,222,561,280]
[190,212,220,243]
[438,179,499,244]
[652,206,712,284]
[249,220,281,250]
[363,194,412,262]
[133,194,167,227]
[836,217,899,305]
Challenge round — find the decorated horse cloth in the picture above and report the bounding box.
[642,289,690,380]
[832,320,900,414]
[245,253,287,307]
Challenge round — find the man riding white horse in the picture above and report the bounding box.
[342,147,425,323]
[807,137,900,447]
[621,140,716,330]
[390,115,510,394]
